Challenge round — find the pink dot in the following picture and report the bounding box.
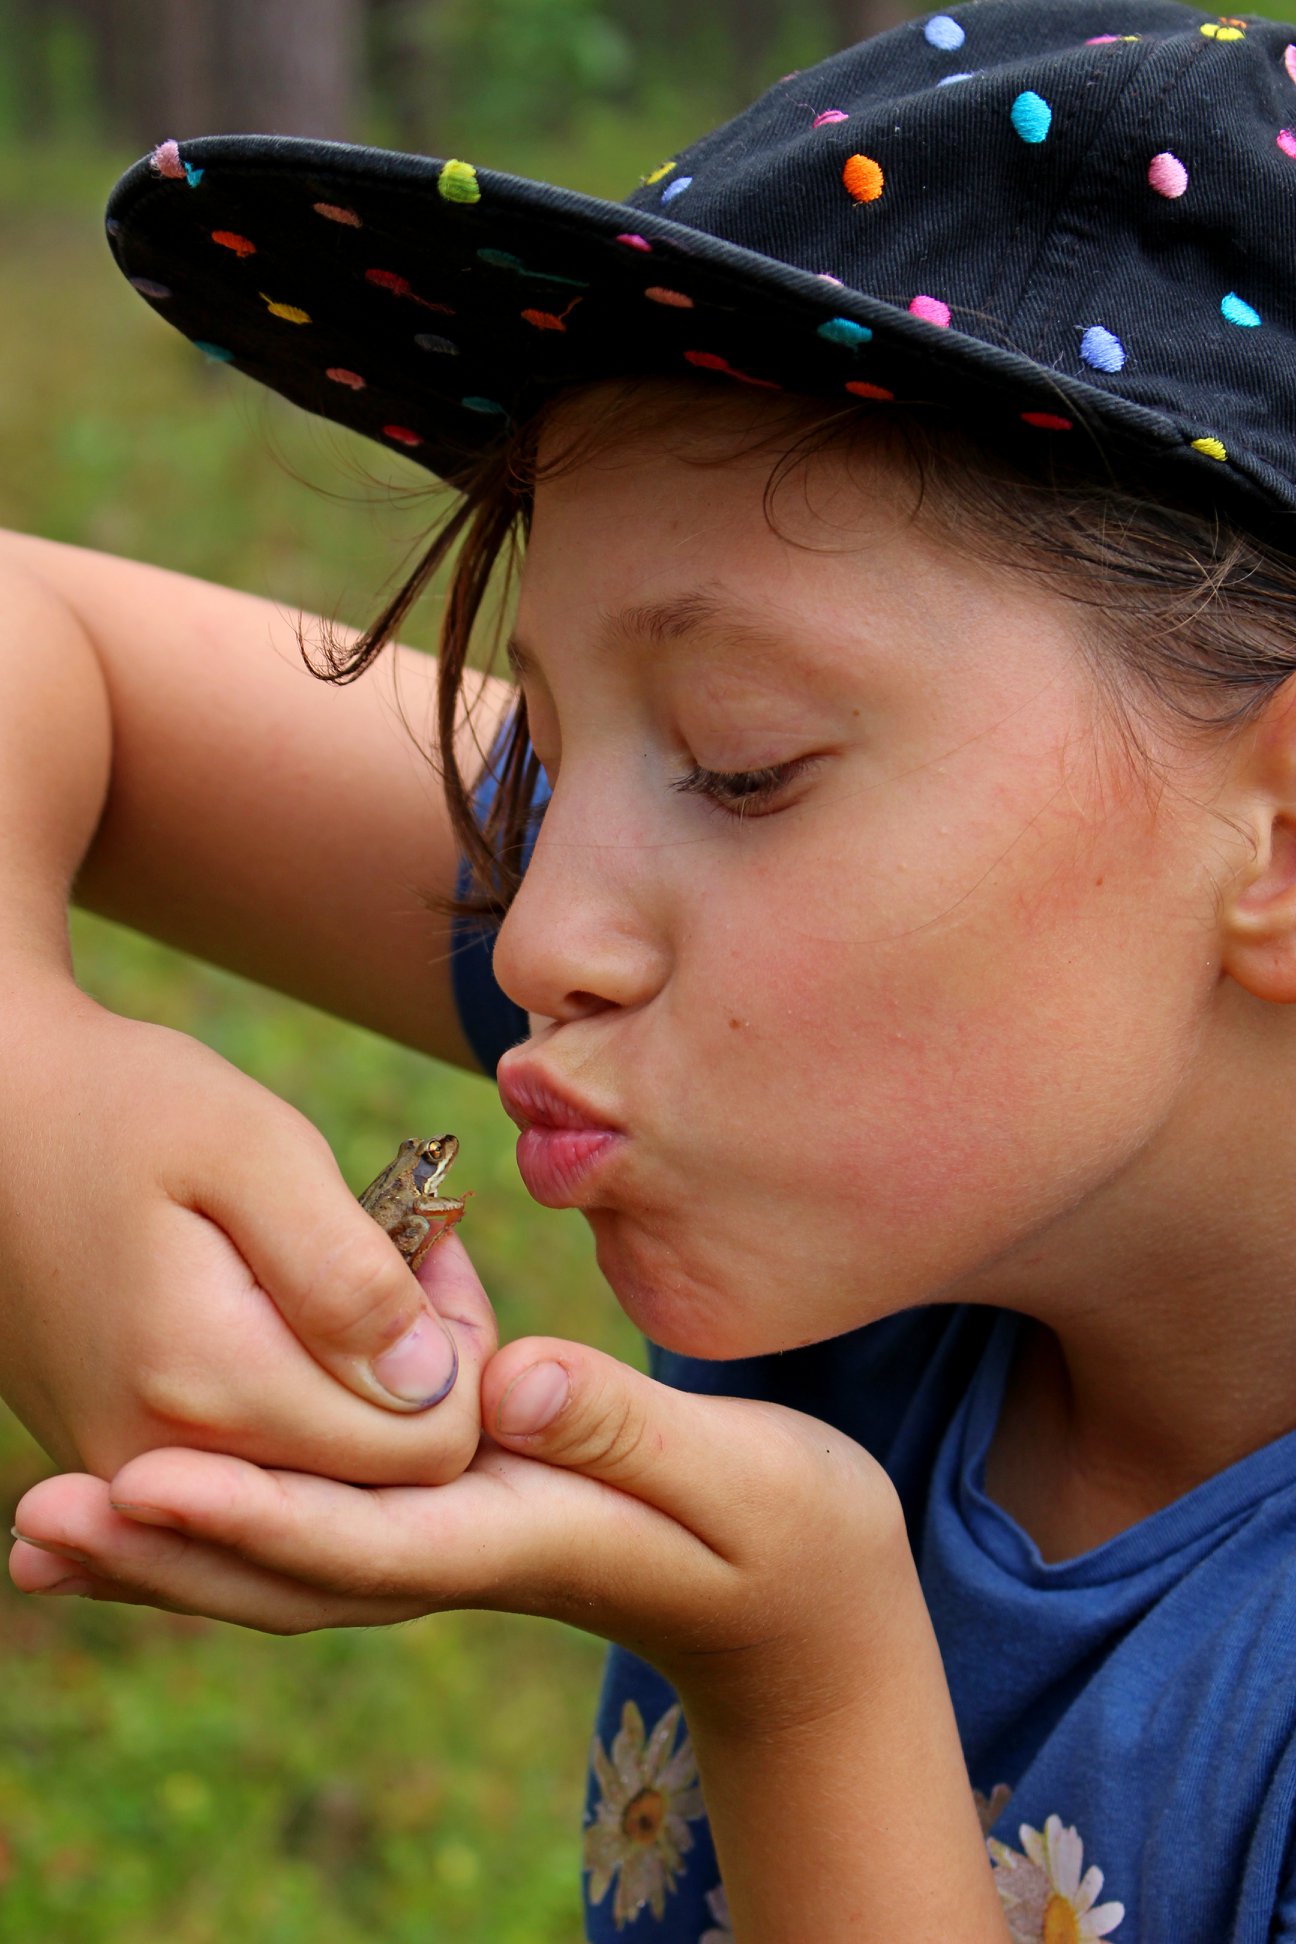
[1147,152,1188,197]
[326,367,366,389]
[150,139,185,178]
[813,109,849,126]
[1286,43,1296,83]
[817,273,845,286]
[1086,34,1120,42]
[1020,411,1073,431]
[615,232,652,251]
[909,294,951,328]
[1279,129,1296,158]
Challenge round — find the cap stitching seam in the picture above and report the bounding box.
[1022,34,1204,362]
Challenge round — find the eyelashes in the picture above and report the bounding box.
[669,757,817,818]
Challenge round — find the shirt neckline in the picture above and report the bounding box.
[954,1310,1296,1587]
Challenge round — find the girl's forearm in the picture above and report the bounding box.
[0,556,111,979]
[683,1557,1010,1943]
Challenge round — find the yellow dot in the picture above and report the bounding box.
[438,159,481,204]
[259,295,311,323]
[642,159,677,186]
[1191,436,1228,461]
[843,153,885,203]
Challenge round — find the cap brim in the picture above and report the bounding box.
[104,133,1270,512]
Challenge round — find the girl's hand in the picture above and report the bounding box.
[9,1331,907,1732]
[0,986,496,1486]
[12,1338,1014,1943]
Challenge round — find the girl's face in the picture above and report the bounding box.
[493,384,1224,1359]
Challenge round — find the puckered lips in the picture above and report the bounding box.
[497,1056,624,1207]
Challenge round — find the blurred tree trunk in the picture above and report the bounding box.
[92,0,365,151]
[725,0,785,97]
[368,0,448,152]
[826,0,913,50]
[7,0,53,141]
[100,0,224,146]
[217,0,363,138]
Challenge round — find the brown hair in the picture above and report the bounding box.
[304,380,1296,922]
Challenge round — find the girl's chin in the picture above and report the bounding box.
[587,1210,802,1362]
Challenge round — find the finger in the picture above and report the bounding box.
[102,1437,698,1614]
[10,1475,425,1632]
[133,1217,496,1486]
[190,1128,489,1413]
[481,1336,835,1559]
[37,1443,723,1649]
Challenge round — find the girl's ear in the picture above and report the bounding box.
[1219,678,1296,1003]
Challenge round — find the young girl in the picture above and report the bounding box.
[7,0,1296,1935]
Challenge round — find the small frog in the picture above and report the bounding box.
[358,1136,465,1271]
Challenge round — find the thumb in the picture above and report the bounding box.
[199,1138,487,1413]
[483,1336,754,1548]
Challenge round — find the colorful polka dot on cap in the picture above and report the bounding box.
[107,0,1296,523]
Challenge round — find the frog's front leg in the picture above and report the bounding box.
[399,1196,465,1272]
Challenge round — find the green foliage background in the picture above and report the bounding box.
[7,0,1296,1934]
[0,110,705,1944]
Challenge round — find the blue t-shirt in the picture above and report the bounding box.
[453,860,1296,1944]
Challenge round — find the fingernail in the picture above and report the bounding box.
[108,1502,176,1527]
[34,1575,93,1597]
[497,1361,570,1436]
[371,1315,459,1407]
[10,1528,91,1564]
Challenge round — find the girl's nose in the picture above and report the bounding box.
[490,791,670,1025]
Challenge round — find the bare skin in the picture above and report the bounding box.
[13,378,1296,1934]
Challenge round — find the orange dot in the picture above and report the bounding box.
[845,380,894,401]
[212,229,256,257]
[843,154,884,203]
[521,308,566,331]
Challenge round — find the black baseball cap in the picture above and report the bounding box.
[104,0,1296,524]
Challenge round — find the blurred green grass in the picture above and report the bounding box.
[0,115,683,1942]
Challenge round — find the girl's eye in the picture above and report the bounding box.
[670,758,815,818]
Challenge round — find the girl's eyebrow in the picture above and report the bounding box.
[506,586,796,681]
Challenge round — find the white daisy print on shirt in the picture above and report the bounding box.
[583,1699,707,1929]
[700,1882,733,1941]
[988,1813,1125,1943]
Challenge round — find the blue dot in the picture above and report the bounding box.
[817,317,873,347]
[462,395,508,415]
[1079,325,1126,372]
[1221,291,1261,328]
[193,341,234,362]
[415,333,460,355]
[924,13,965,48]
[936,71,976,83]
[1010,91,1052,143]
[661,176,693,203]
[478,248,525,271]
